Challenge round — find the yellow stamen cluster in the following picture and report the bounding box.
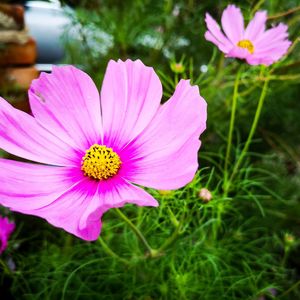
[237,39,254,54]
[81,144,121,180]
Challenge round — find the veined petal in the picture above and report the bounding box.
[78,177,158,239]
[99,176,158,208]
[245,55,274,66]
[29,66,102,150]
[122,137,201,189]
[0,98,79,166]
[100,59,162,151]
[255,23,290,49]
[249,23,291,65]
[244,11,267,41]
[204,13,233,53]
[247,41,291,65]
[22,177,157,241]
[0,158,83,211]
[0,217,15,254]
[227,46,250,60]
[221,5,244,44]
[119,80,207,190]
[26,179,100,241]
[255,40,291,55]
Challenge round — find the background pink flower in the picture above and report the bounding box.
[204,4,291,65]
[0,216,15,254]
[0,59,207,241]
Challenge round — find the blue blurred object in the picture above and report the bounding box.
[24,1,71,71]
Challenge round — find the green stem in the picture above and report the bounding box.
[155,212,185,256]
[98,237,129,265]
[229,78,270,184]
[167,206,179,228]
[0,258,11,275]
[115,208,155,256]
[63,235,73,255]
[156,225,181,254]
[175,73,179,85]
[223,68,242,194]
[279,279,300,298]
[214,202,224,239]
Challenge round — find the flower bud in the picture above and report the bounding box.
[170,62,185,74]
[199,188,212,202]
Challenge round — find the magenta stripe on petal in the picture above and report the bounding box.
[119,79,207,190]
[0,158,83,211]
[0,98,79,166]
[101,59,162,151]
[20,176,158,241]
[29,66,103,151]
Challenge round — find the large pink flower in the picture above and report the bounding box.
[0,59,207,241]
[0,216,15,254]
[204,4,291,65]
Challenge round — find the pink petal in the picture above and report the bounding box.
[29,66,102,150]
[78,177,158,239]
[0,97,79,166]
[0,158,83,211]
[255,40,291,55]
[0,217,15,236]
[227,46,250,60]
[119,80,207,190]
[30,178,100,241]
[248,23,291,65]
[204,13,233,53]
[247,40,291,65]
[122,137,201,189]
[100,59,162,151]
[221,4,244,44]
[99,176,159,208]
[23,177,157,241]
[255,23,289,48]
[254,24,291,59]
[245,56,274,66]
[0,217,15,254]
[244,11,267,41]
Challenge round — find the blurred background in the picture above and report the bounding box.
[0,0,300,299]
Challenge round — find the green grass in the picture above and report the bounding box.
[2,161,298,299]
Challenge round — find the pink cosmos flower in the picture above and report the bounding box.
[0,216,15,254]
[0,59,207,241]
[204,4,291,65]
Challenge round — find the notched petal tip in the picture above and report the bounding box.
[204,30,210,39]
[116,58,156,73]
[276,22,288,31]
[175,79,207,109]
[52,64,77,73]
[258,10,268,18]
[226,4,239,11]
[223,4,242,18]
[205,12,213,23]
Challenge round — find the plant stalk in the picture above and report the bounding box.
[223,68,242,194]
[229,78,270,183]
[115,208,156,257]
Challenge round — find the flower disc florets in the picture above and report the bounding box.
[237,39,254,54]
[81,144,121,180]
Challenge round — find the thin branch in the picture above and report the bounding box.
[268,6,300,20]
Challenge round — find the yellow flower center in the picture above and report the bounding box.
[237,39,254,54]
[81,144,121,180]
